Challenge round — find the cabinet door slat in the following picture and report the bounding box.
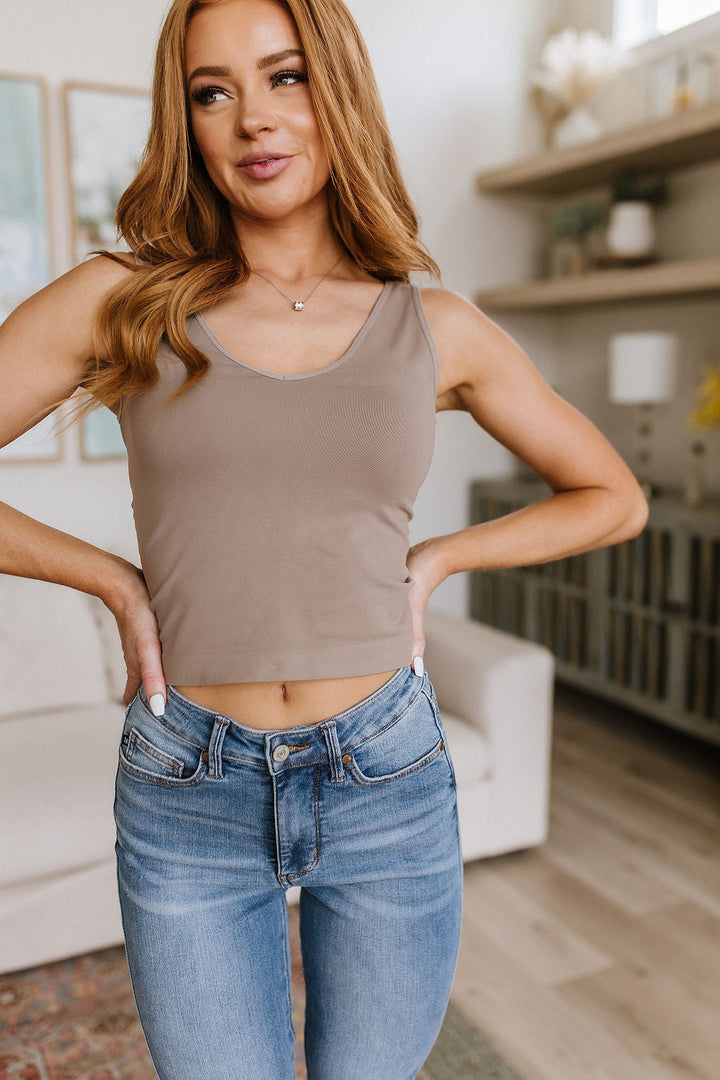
[469,481,720,746]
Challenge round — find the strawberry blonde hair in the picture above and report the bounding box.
[41,0,439,432]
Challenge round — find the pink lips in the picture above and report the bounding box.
[237,152,293,180]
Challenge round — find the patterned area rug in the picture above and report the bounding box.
[0,905,520,1080]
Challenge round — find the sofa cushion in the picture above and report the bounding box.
[0,702,122,889]
[0,577,111,717]
[440,710,492,786]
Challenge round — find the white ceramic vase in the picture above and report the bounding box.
[552,105,603,149]
[606,201,655,257]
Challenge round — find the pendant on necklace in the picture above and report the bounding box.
[293,300,304,311]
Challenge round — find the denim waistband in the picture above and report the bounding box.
[135,664,431,768]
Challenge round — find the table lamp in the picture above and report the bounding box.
[608,331,678,498]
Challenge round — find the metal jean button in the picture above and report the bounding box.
[272,744,290,763]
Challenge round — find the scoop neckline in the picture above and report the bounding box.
[191,280,393,381]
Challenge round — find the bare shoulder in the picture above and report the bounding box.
[2,251,137,368]
[419,286,505,411]
[55,250,138,299]
[5,251,137,335]
[0,253,139,448]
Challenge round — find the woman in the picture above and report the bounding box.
[0,0,648,1077]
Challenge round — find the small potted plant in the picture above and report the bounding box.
[549,200,608,276]
[606,172,670,259]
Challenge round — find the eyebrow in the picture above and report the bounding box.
[187,50,306,84]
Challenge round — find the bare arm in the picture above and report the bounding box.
[421,287,648,577]
[0,255,168,710]
[404,287,649,667]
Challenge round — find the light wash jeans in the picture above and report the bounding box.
[113,664,463,1080]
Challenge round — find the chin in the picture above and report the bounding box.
[234,189,328,222]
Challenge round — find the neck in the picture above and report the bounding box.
[231,201,344,285]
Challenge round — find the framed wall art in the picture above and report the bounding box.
[63,80,151,265]
[64,80,151,460]
[0,73,54,324]
[0,73,61,462]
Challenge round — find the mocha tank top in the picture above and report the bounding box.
[118,279,438,684]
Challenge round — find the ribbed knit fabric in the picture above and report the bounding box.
[118,280,438,683]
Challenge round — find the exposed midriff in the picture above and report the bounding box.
[174,668,401,730]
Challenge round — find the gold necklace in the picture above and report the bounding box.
[250,254,344,311]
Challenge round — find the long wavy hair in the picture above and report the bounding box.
[40,0,440,435]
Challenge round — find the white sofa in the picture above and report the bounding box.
[0,575,554,974]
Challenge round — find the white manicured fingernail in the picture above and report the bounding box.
[412,655,424,677]
[149,693,166,717]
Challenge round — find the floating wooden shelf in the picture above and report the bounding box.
[475,101,720,196]
[475,256,720,310]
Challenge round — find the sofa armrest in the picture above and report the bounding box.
[423,607,555,846]
[423,608,554,733]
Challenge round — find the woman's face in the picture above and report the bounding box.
[185,0,331,225]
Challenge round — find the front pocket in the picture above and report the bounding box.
[344,735,445,785]
[343,685,446,785]
[117,694,208,787]
[121,727,184,778]
[118,741,208,787]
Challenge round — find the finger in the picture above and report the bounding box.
[407,588,426,676]
[411,627,426,676]
[136,634,167,716]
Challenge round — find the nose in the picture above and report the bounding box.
[234,90,278,139]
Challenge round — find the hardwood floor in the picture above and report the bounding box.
[452,683,720,1080]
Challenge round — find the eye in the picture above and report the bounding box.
[190,84,229,106]
[270,69,308,88]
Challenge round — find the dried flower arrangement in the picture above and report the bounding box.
[530,28,627,147]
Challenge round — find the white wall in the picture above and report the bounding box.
[1,0,562,620]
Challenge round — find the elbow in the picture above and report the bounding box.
[617,483,650,541]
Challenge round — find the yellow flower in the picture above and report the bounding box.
[688,364,720,431]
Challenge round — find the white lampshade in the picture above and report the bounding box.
[608,332,678,404]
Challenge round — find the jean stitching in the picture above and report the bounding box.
[208,716,230,780]
[283,764,322,882]
[279,897,295,1064]
[272,752,284,885]
[345,737,445,785]
[159,673,421,772]
[320,721,345,782]
[423,691,457,788]
[343,681,425,755]
[134,696,206,752]
[128,729,184,776]
[118,746,208,787]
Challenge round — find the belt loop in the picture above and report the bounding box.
[321,721,345,782]
[206,716,230,779]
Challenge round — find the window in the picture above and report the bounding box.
[614,0,720,49]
